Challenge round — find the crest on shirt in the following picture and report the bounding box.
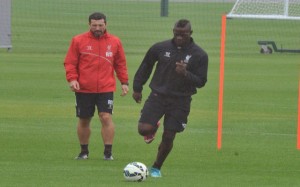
[86,45,93,51]
[184,55,192,64]
[106,45,113,57]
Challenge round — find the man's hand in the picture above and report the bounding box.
[175,60,187,76]
[121,84,129,96]
[69,80,80,92]
[132,92,142,103]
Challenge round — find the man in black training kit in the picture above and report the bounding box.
[132,19,208,177]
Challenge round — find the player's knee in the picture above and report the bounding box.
[98,112,112,123]
[138,123,153,136]
[79,118,91,127]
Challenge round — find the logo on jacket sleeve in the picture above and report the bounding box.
[106,45,113,57]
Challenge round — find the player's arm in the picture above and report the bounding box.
[132,46,158,103]
[113,40,129,96]
[64,38,80,89]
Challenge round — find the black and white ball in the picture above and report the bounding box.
[123,162,148,182]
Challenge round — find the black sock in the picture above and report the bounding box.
[104,144,112,157]
[80,144,89,154]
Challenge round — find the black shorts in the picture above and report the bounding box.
[139,92,192,132]
[75,92,114,118]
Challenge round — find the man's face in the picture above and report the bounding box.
[89,19,106,38]
[173,26,192,47]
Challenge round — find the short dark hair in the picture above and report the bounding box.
[174,19,191,30]
[89,12,106,23]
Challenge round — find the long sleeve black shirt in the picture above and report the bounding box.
[133,38,208,97]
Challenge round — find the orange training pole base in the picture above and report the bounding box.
[217,15,226,150]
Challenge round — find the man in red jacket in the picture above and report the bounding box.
[64,12,129,160]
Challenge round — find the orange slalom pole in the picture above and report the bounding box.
[297,79,300,149]
[217,15,227,150]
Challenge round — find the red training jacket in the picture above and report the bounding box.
[64,31,128,93]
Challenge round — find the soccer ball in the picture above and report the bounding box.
[123,162,148,182]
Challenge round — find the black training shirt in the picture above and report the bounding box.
[133,38,208,97]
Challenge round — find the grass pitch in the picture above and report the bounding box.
[0,1,299,186]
